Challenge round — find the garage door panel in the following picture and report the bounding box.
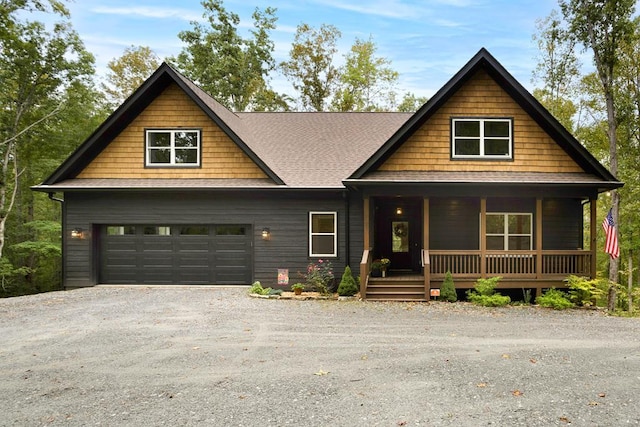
[101,224,252,285]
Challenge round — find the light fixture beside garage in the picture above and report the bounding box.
[71,227,84,239]
[261,227,271,240]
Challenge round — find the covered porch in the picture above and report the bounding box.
[358,194,598,301]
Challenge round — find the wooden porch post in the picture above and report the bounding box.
[536,198,543,280]
[480,198,486,278]
[363,196,370,251]
[590,197,597,280]
[360,196,371,298]
[535,198,543,298]
[423,197,430,300]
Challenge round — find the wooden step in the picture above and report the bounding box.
[365,280,427,301]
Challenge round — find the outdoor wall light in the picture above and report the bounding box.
[396,207,403,215]
[71,228,84,239]
[261,227,271,240]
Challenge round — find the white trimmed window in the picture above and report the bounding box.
[146,129,200,166]
[452,118,512,159]
[309,212,337,257]
[485,213,532,250]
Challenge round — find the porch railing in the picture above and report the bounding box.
[429,250,591,279]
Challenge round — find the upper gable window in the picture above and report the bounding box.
[146,129,201,167]
[451,118,513,160]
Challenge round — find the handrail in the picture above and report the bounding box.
[359,249,371,300]
[422,249,430,300]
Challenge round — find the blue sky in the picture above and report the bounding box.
[61,0,560,98]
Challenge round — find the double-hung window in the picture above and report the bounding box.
[146,129,201,166]
[485,213,532,250]
[452,118,513,159]
[309,212,337,257]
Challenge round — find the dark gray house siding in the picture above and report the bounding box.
[63,190,362,288]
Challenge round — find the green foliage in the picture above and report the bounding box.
[396,92,429,112]
[331,36,399,112]
[466,277,511,307]
[101,45,160,107]
[248,281,272,295]
[280,23,342,111]
[565,275,608,307]
[337,265,358,296]
[440,271,457,302]
[0,258,32,295]
[304,259,334,294]
[291,283,305,291]
[536,288,574,310]
[173,0,286,112]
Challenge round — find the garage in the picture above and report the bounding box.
[100,224,252,285]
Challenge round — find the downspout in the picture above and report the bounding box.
[48,192,65,290]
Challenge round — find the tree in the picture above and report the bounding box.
[280,23,341,111]
[173,0,286,111]
[396,92,429,112]
[0,1,100,295]
[559,0,636,310]
[331,36,399,112]
[532,10,581,131]
[0,10,95,259]
[101,46,160,107]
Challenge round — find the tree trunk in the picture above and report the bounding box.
[628,251,633,313]
[605,90,619,312]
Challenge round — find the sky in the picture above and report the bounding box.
[46,0,562,99]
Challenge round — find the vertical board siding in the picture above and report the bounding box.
[429,198,480,250]
[64,191,351,288]
[77,83,267,179]
[379,69,585,174]
[542,198,583,250]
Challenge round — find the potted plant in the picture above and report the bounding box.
[371,260,383,277]
[380,258,391,277]
[291,283,305,295]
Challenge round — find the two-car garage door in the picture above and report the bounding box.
[100,224,252,285]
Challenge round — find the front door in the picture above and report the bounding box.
[374,198,422,272]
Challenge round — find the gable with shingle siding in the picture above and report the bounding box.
[378,69,584,174]
[77,83,267,180]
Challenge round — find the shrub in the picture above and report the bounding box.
[337,265,358,296]
[440,271,457,302]
[536,288,574,310]
[565,275,608,307]
[248,281,272,295]
[305,259,334,294]
[466,276,510,307]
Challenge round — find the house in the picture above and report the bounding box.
[33,48,622,301]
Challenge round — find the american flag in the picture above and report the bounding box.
[602,209,620,259]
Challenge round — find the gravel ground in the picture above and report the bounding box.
[1,286,639,427]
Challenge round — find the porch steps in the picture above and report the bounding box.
[365,277,426,301]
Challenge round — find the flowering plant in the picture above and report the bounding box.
[380,258,391,268]
[304,259,334,294]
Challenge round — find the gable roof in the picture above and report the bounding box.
[37,49,621,193]
[348,48,620,186]
[41,63,284,186]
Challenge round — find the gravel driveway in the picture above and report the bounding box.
[1,286,639,426]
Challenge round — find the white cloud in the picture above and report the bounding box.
[311,0,432,20]
[91,6,202,22]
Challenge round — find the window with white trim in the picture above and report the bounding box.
[309,212,337,257]
[485,213,532,250]
[146,129,200,166]
[452,118,512,159]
